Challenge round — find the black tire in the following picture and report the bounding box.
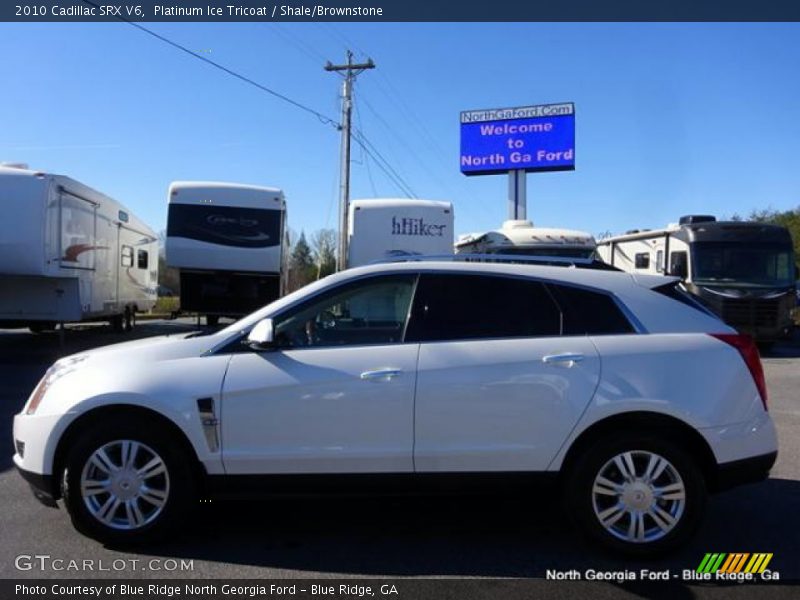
[29,322,55,334]
[110,314,124,333]
[61,415,195,545]
[565,434,706,556]
[123,307,135,332]
[206,315,219,327]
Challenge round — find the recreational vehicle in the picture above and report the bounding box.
[347,198,454,267]
[455,220,597,259]
[166,181,288,325]
[0,164,158,332]
[596,215,796,342]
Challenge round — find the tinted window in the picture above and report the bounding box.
[635,253,650,269]
[167,204,282,248]
[406,274,560,342]
[653,282,717,317]
[548,284,634,335]
[273,275,416,348]
[137,249,148,269]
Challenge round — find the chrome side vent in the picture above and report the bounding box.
[197,397,219,452]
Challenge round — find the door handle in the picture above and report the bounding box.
[542,353,585,367]
[360,368,402,381]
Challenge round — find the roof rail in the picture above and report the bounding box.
[372,253,620,270]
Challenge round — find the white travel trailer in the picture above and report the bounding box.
[596,215,797,342]
[0,164,158,332]
[166,181,288,325]
[455,220,597,259]
[347,198,454,267]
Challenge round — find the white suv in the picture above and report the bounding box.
[13,261,777,554]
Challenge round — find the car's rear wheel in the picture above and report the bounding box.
[566,435,706,555]
[61,417,195,544]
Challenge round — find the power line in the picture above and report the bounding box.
[351,128,417,199]
[354,101,379,197]
[81,0,338,129]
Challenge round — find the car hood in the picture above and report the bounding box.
[54,331,228,370]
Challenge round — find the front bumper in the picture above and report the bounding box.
[15,461,59,508]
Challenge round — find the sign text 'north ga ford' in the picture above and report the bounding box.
[460,103,575,175]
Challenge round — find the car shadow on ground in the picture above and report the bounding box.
[125,477,800,579]
[760,328,800,359]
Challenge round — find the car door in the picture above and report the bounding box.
[221,273,419,474]
[407,272,602,472]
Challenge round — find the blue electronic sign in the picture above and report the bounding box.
[460,103,575,176]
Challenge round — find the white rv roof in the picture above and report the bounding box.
[0,165,155,237]
[169,181,283,195]
[168,181,285,210]
[350,198,452,210]
[456,222,596,248]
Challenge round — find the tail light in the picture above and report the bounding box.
[710,333,768,410]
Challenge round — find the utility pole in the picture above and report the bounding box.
[325,50,375,271]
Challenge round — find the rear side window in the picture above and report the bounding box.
[406,274,561,342]
[653,282,717,317]
[635,253,650,269]
[548,284,635,335]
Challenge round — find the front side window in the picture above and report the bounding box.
[406,273,561,342]
[273,275,416,348]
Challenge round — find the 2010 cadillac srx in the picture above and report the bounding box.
[13,261,777,554]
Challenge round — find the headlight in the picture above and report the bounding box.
[25,355,88,415]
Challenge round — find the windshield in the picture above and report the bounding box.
[692,242,794,286]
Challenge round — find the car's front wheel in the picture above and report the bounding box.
[566,435,706,555]
[61,417,195,544]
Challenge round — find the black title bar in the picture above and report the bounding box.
[3,0,800,22]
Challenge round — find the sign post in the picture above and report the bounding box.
[508,169,527,220]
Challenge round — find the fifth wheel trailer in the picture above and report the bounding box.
[455,219,597,259]
[166,181,288,325]
[0,164,158,332]
[596,215,796,342]
[347,198,455,267]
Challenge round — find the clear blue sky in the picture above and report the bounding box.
[1,22,799,241]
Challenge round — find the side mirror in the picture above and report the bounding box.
[669,253,688,280]
[245,318,275,350]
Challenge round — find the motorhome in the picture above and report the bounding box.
[596,215,796,342]
[347,198,454,267]
[455,220,597,259]
[0,164,158,332]
[166,181,288,325]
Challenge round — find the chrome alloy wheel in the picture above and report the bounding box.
[591,450,686,543]
[79,440,170,530]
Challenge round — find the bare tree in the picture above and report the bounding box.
[310,228,338,279]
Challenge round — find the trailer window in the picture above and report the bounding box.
[634,253,650,269]
[121,245,133,267]
[137,249,149,270]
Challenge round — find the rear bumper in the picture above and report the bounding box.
[713,451,777,492]
[15,462,59,508]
